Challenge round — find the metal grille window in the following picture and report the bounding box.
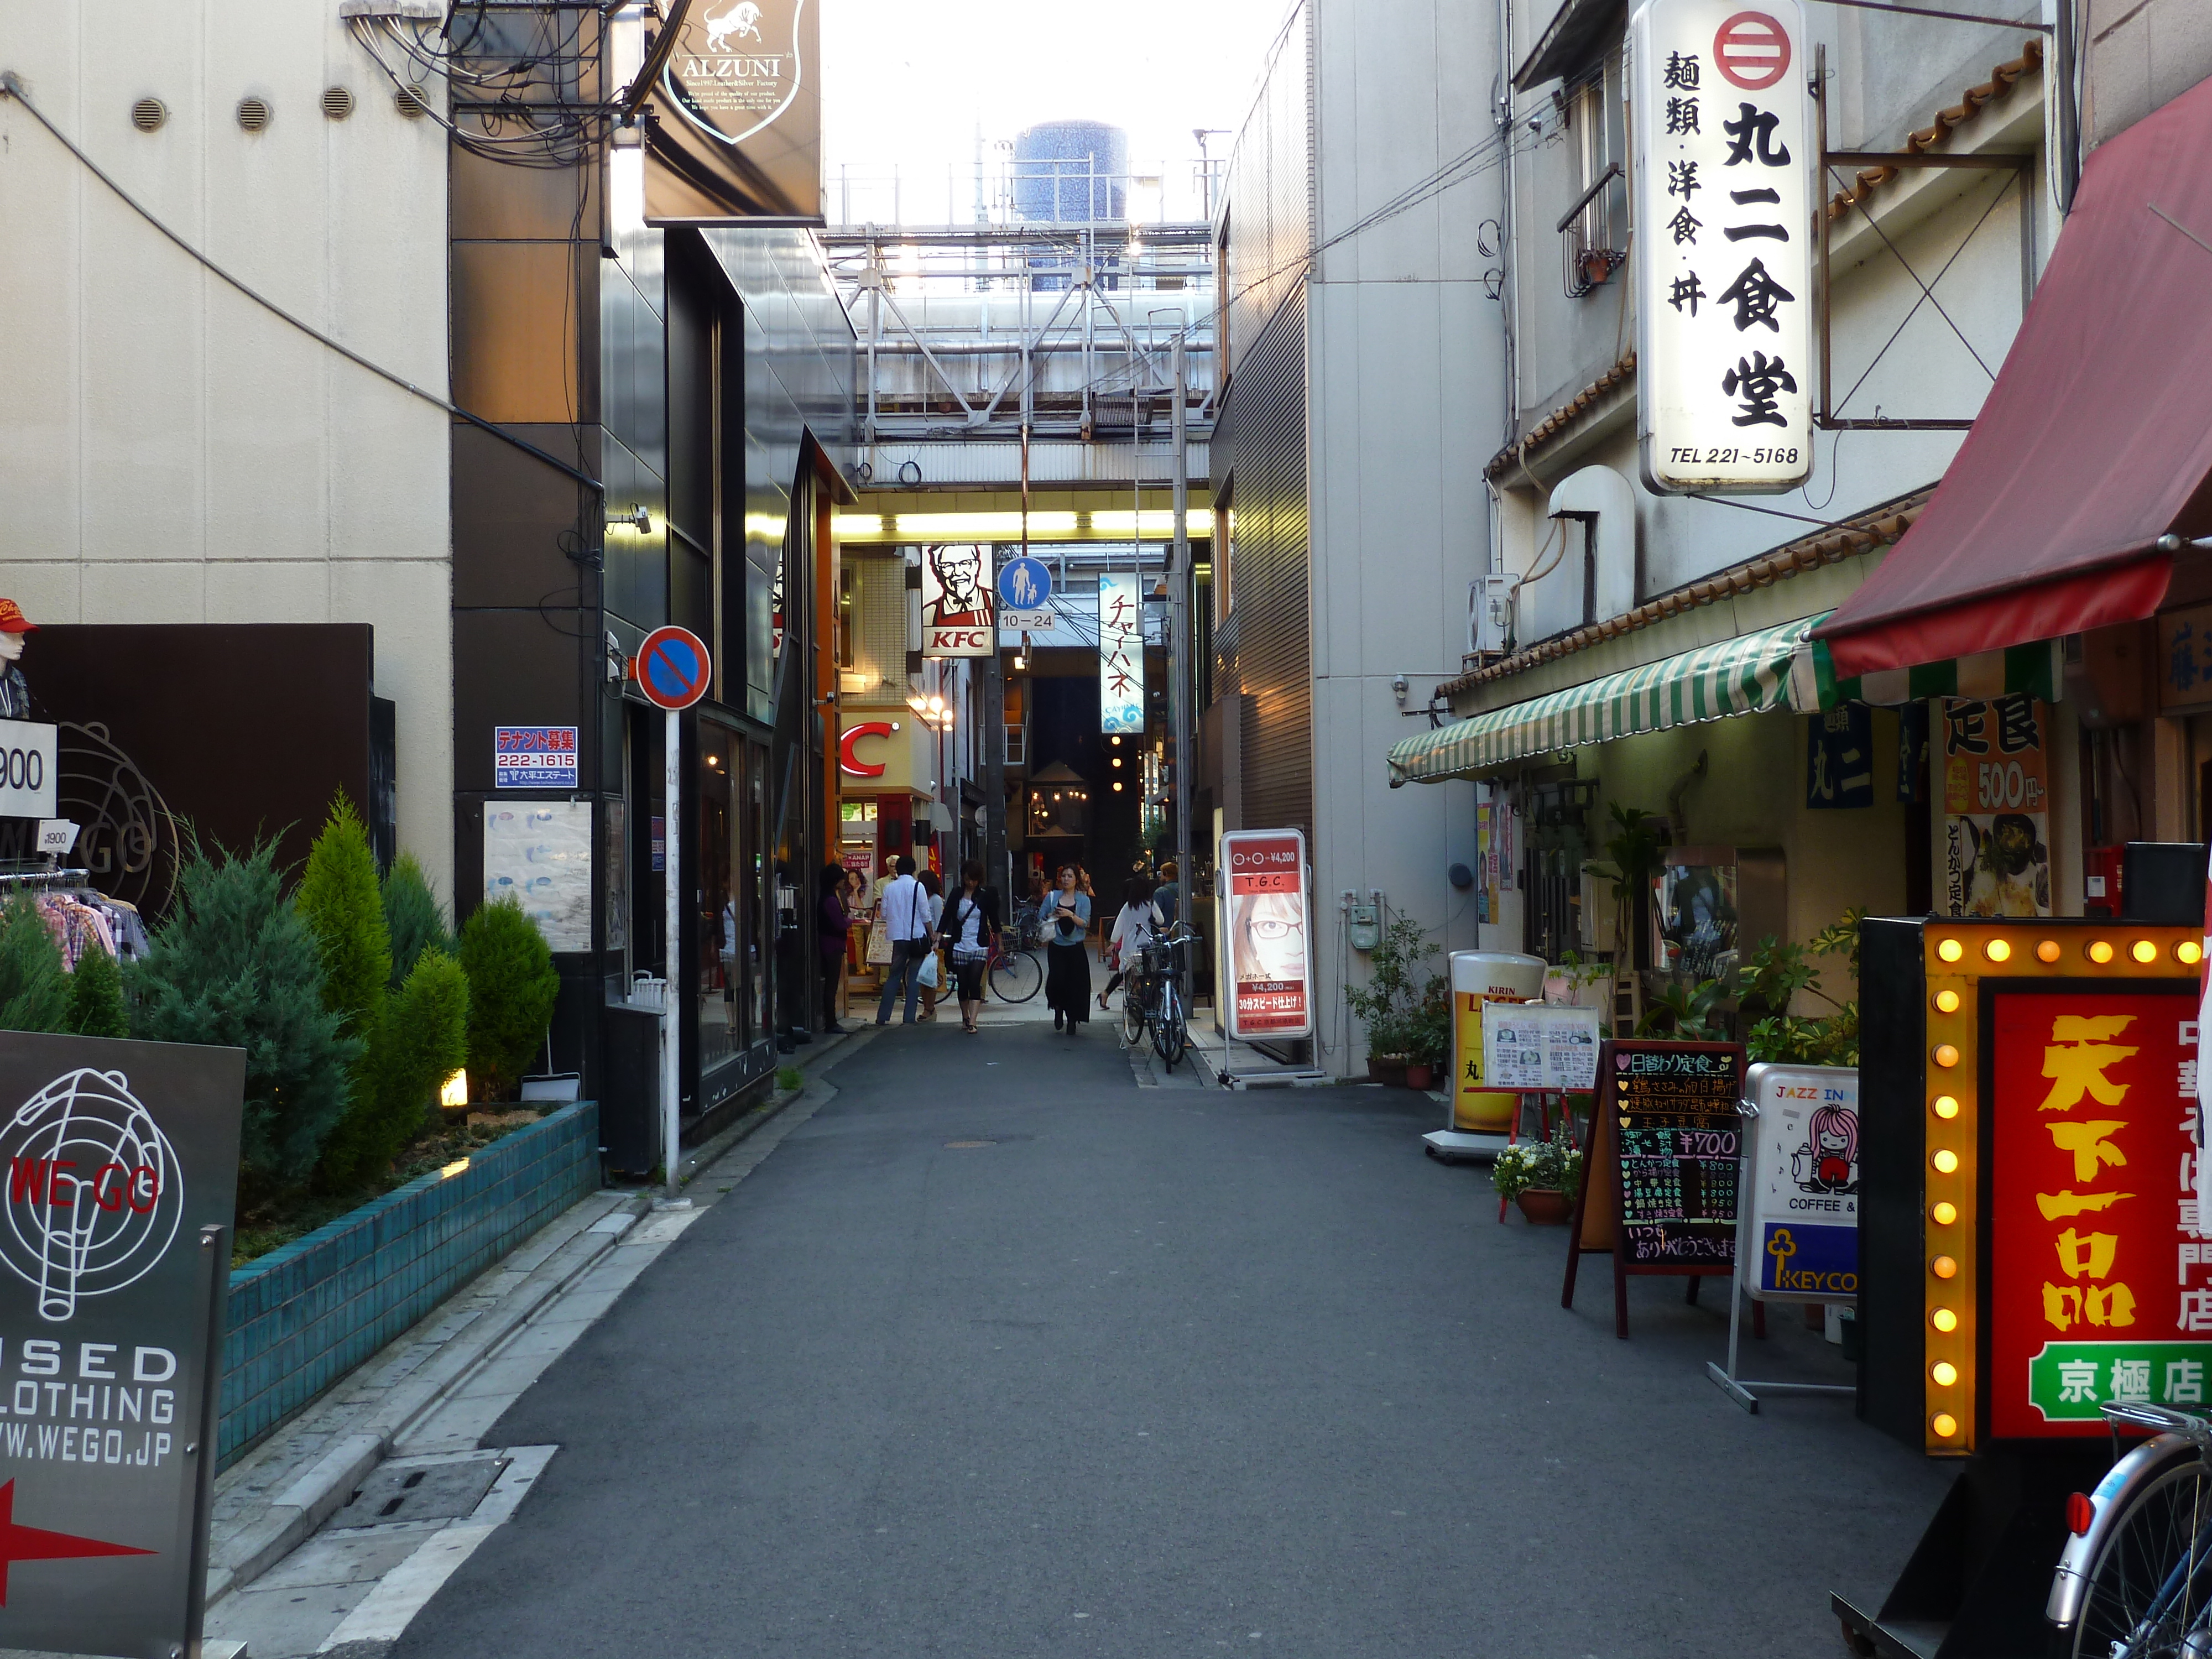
[1559,66,1627,299]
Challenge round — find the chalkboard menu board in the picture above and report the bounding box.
[1562,1038,1746,1337]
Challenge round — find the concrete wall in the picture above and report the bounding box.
[2083,0,2212,147]
[0,3,453,891]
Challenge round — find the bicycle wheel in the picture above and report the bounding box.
[1121,978,1147,1046]
[990,948,1042,1004]
[2072,1460,2212,1658]
[1152,982,1187,1068]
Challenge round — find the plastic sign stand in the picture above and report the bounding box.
[1707,1062,1860,1413]
[1422,951,1545,1160]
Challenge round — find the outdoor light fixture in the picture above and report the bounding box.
[1984,939,2011,963]
[2088,940,2115,964]
[440,1156,471,1180]
[440,1070,468,1108]
[2132,938,2160,963]
[1932,990,1960,1013]
[1112,781,1123,792]
[1937,938,1964,962]
[2037,940,2063,963]
[1932,1095,1959,1119]
[608,505,651,534]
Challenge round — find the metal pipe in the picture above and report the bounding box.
[1170,331,1192,932]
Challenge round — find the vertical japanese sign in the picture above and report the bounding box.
[1987,991,2208,1436]
[921,545,995,657]
[1221,828,1313,1041]
[1476,801,1494,924]
[0,1032,244,1658]
[647,0,823,223]
[1631,0,1813,494]
[1098,572,1145,735]
[1941,695,2051,917]
[1805,704,1874,808]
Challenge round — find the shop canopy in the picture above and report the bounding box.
[1812,76,2212,679]
[1389,614,2060,786]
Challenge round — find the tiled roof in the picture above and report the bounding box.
[1435,487,1934,701]
[1483,353,1635,484]
[1825,39,2044,221]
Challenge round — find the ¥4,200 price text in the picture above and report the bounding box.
[1667,446,1802,466]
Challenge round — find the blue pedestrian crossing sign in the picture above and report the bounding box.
[999,556,1054,630]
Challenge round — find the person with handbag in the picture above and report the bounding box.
[1098,875,1162,1011]
[816,862,851,1035]
[873,855,935,1026]
[1042,864,1093,1032]
[915,869,946,1021]
[940,860,1000,1035]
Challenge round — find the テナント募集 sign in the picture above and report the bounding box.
[1631,0,1813,494]
[0,1032,242,1658]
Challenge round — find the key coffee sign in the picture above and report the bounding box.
[1631,0,1813,493]
[0,1033,242,1658]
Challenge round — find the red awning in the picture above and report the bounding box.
[1813,77,2212,679]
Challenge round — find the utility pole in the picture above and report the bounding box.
[1170,332,1192,930]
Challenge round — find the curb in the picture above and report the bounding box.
[206,1188,651,1606]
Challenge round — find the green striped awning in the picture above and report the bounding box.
[1793,635,2063,710]
[1388,614,1824,786]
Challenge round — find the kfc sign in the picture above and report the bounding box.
[921,545,995,658]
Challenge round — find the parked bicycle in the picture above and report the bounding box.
[2049,1400,2212,1656]
[1116,924,1192,1069]
[986,903,1043,1004]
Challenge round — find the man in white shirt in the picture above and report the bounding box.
[874,854,933,1026]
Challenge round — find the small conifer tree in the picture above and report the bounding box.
[129,839,357,1201]
[65,940,129,1039]
[0,895,71,1034]
[382,853,452,988]
[458,895,559,1103]
[295,795,390,1041]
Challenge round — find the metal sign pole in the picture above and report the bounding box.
[663,709,681,1199]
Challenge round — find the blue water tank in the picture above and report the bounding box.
[1013,121,1129,221]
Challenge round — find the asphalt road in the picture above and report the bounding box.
[392,1022,1952,1658]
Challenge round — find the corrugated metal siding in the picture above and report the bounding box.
[1217,285,1311,839]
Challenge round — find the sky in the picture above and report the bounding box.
[818,0,1293,222]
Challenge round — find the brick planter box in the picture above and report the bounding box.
[219,1101,600,1467]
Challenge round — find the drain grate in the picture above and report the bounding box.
[943,1139,997,1149]
[330,1457,506,1530]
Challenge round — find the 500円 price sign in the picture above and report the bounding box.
[0,1032,242,1659]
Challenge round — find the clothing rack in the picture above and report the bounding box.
[0,867,91,888]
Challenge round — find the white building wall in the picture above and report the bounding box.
[1303,0,1510,1073]
[0,2,452,891]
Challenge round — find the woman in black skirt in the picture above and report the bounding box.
[1042,864,1093,1031]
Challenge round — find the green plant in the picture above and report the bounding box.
[1405,985,1453,1071]
[1490,1122,1585,1199]
[1345,916,1446,1060]
[130,839,359,1202]
[777,1065,804,1091]
[295,796,391,1041]
[361,948,471,1167]
[66,941,129,1039]
[0,895,72,1034]
[458,895,560,1103]
[1637,976,1731,1040]
[382,853,453,988]
[1741,909,1864,1067]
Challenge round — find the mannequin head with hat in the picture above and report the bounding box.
[0,601,34,665]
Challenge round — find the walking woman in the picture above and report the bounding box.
[1043,864,1093,1032]
[916,869,946,1022]
[941,859,1000,1035]
[816,862,850,1035]
[1098,875,1162,1011]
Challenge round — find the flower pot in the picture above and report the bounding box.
[1405,1063,1436,1091]
[1367,1055,1410,1088]
[1516,1188,1572,1225]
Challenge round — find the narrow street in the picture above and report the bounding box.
[387,1029,1946,1659]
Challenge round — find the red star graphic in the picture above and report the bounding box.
[0,1479,154,1604]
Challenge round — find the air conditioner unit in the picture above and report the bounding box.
[1471,575,1516,655]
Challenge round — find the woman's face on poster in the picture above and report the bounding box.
[1240,891,1306,983]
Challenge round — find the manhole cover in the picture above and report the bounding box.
[329,1457,507,1529]
[943,1139,997,1149]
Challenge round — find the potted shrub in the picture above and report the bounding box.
[1490,1124,1584,1224]
[1347,917,1444,1087]
[1404,984,1451,1091]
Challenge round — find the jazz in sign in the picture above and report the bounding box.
[1631,0,1813,494]
[0,1032,243,1658]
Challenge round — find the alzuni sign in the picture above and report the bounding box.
[1631,0,1813,494]
[647,0,822,222]
[0,1034,242,1659]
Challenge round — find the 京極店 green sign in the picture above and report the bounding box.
[2027,1341,2212,1421]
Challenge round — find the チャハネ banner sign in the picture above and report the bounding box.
[1631,0,1812,494]
[1987,989,2209,1437]
[1220,829,1312,1042]
[0,1032,243,1658]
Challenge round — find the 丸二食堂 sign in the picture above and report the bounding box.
[1631,0,1813,494]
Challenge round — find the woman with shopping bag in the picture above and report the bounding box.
[941,860,1000,1035]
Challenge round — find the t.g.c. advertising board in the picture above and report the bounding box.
[1631,0,1813,494]
[0,1032,243,1658]
[1220,828,1312,1041]
[1987,987,2205,1438]
[1741,1062,1859,1303]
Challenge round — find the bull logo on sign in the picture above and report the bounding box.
[705,1,763,50]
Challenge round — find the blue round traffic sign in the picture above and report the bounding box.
[637,625,712,711]
[999,556,1053,611]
